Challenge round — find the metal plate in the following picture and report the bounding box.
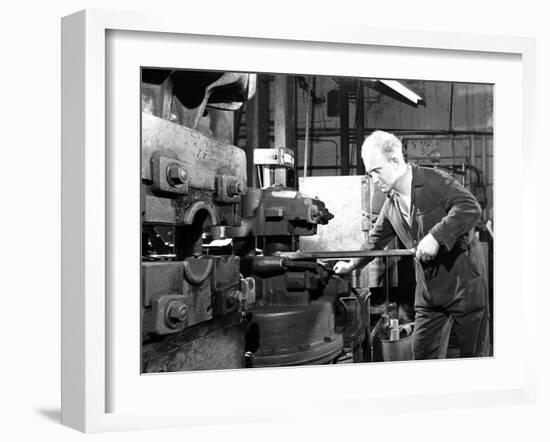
[298,176,369,252]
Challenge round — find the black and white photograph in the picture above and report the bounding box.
[3,0,545,439]
[140,68,494,373]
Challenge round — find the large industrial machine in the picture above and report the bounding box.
[140,69,370,372]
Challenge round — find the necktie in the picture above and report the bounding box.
[393,192,411,227]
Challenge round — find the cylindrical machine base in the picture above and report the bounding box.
[246,299,343,367]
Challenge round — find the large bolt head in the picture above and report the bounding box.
[227,180,245,197]
[167,164,187,186]
[166,302,188,328]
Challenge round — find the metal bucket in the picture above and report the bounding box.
[372,322,414,362]
[379,334,413,361]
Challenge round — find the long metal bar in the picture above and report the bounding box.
[303,76,311,178]
[384,256,390,319]
[279,249,415,260]
[340,82,350,175]
[287,76,297,188]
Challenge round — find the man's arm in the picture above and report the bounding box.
[334,200,395,274]
[428,169,482,252]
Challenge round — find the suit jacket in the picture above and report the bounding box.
[366,164,486,309]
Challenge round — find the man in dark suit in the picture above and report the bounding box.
[334,131,490,359]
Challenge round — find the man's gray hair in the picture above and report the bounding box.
[361,130,404,161]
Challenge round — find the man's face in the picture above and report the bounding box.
[363,149,402,193]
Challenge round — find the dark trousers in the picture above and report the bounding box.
[412,241,491,359]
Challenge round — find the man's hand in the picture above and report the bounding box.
[333,260,356,275]
[416,233,440,262]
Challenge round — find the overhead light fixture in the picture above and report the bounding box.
[379,80,424,106]
[364,79,425,107]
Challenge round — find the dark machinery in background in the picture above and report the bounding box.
[141,69,369,372]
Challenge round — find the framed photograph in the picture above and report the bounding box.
[62,9,537,433]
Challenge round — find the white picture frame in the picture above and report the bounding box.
[61,9,537,433]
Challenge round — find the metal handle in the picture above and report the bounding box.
[278,248,416,260]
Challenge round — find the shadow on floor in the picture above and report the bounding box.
[35,408,61,423]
